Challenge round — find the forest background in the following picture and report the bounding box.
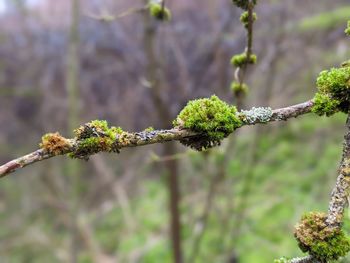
[0,0,350,262]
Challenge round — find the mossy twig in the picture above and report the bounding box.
[0,100,314,178]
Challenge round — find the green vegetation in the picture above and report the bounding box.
[240,11,257,28]
[231,81,249,95]
[298,7,350,31]
[312,65,350,116]
[230,52,257,67]
[346,21,350,36]
[69,120,123,159]
[294,212,350,261]
[144,126,155,132]
[149,2,171,21]
[173,95,241,150]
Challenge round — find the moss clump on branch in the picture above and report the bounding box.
[294,212,350,261]
[173,95,241,150]
[70,120,124,160]
[312,64,350,116]
[40,132,72,155]
[149,2,171,21]
[230,52,257,68]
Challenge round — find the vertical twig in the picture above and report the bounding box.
[142,3,183,262]
[66,0,81,261]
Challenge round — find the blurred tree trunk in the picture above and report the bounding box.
[67,0,80,132]
[66,0,80,262]
[143,7,183,263]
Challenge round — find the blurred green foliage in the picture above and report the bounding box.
[2,113,349,262]
[298,7,350,31]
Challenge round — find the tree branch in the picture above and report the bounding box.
[288,114,350,263]
[326,115,350,227]
[0,100,314,178]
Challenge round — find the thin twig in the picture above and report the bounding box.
[85,6,147,22]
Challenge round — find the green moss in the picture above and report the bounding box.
[312,65,350,116]
[346,21,350,36]
[173,95,241,150]
[232,0,257,10]
[230,52,257,68]
[312,93,340,116]
[294,212,350,261]
[240,11,257,28]
[230,81,249,96]
[70,120,122,159]
[149,2,171,21]
[40,132,72,155]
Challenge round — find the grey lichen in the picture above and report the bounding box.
[239,107,273,124]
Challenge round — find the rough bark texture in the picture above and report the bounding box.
[326,115,350,227]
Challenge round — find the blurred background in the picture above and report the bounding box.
[0,0,350,262]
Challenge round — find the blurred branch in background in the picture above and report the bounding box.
[66,0,81,261]
[188,1,259,260]
[85,5,147,22]
[142,0,183,261]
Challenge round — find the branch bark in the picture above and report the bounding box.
[326,115,350,227]
[0,100,314,178]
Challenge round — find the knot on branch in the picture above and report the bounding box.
[173,95,242,151]
[294,212,350,262]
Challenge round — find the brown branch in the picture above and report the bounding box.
[0,100,314,178]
